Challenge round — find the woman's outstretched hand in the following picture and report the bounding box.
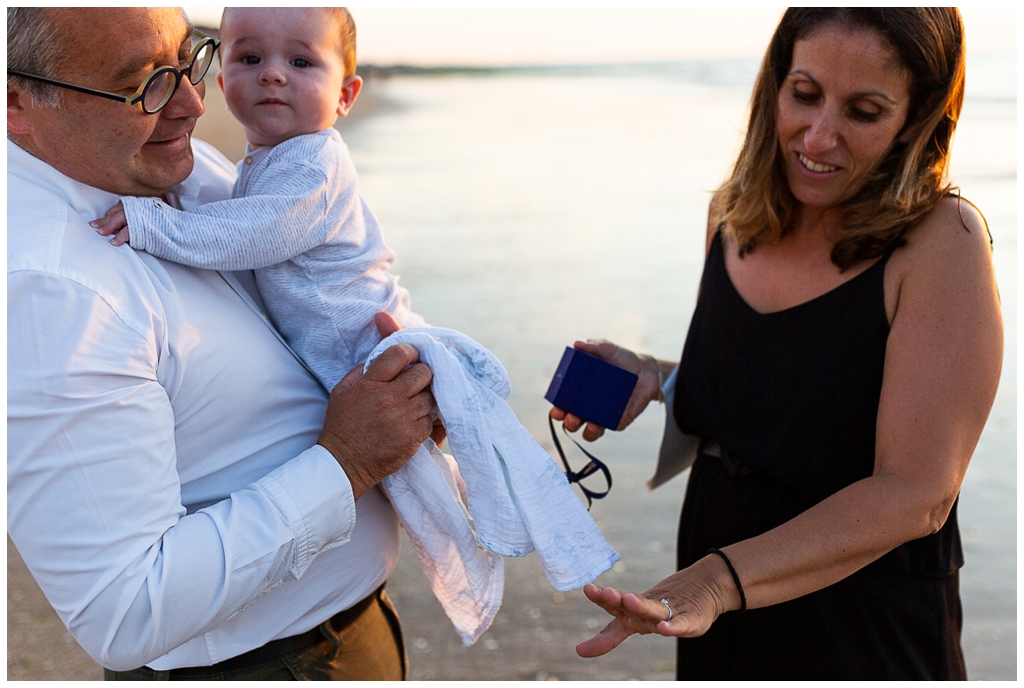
[549,339,666,441]
[575,556,737,658]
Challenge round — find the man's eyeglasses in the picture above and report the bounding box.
[7,30,220,115]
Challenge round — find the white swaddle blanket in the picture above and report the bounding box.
[365,327,619,645]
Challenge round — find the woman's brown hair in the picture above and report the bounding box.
[718,8,966,269]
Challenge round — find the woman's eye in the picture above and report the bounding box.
[291,58,310,68]
[792,89,818,105]
[243,55,260,65]
[849,107,881,123]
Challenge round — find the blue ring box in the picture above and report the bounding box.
[544,347,639,430]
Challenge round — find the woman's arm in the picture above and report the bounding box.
[577,197,1003,656]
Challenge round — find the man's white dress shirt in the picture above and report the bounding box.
[6,139,400,671]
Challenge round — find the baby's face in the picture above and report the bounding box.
[217,8,355,148]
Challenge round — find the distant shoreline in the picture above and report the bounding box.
[196,26,764,82]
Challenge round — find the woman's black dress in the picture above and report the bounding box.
[672,232,966,680]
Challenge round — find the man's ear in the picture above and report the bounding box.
[8,84,36,135]
[336,75,362,118]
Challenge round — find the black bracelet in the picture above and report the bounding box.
[707,547,747,612]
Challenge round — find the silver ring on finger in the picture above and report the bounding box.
[660,598,673,622]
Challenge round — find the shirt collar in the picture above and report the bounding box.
[164,170,201,210]
[243,142,274,167]
[7,138,202,216]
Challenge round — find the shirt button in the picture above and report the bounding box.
[244,156,254,165]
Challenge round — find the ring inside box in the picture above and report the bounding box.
[544,347,638,430]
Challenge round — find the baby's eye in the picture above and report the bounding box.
[243,55,261,65]
[290,58,311,68]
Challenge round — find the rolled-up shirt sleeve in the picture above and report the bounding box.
[6,268,355,670]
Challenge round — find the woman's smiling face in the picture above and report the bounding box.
[776,23,912,211]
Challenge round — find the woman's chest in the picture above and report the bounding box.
[722,236,880,315]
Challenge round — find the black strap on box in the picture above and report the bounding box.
[548,415,613,510]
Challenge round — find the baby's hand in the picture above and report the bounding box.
[91,202,131,246]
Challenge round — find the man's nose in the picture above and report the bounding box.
[161,75,205,120]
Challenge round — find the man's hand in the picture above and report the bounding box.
[374,311,446,446]
[318,343,435,500]
[374,311,403,338]
[90,202,132,246]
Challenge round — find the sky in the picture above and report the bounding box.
[184,6,1017,66]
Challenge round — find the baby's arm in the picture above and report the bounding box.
[92,202,132,246]
[90,159,336,271]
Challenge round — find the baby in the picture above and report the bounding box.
[93,7,422,389]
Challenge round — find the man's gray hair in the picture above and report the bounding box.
[7,7,67,108]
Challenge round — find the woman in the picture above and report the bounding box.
[552,8,1002,680]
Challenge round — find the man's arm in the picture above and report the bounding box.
[7,269,431,670]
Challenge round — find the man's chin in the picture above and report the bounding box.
[136,136,195,194]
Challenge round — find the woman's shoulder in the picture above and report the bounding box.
[889,194,998,319]
[910,193,989,241]
[897,194,992,271]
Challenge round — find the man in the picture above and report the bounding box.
[8,7,431,679]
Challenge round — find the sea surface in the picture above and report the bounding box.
[330,57,1017,680]
[9,56,1013,681]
